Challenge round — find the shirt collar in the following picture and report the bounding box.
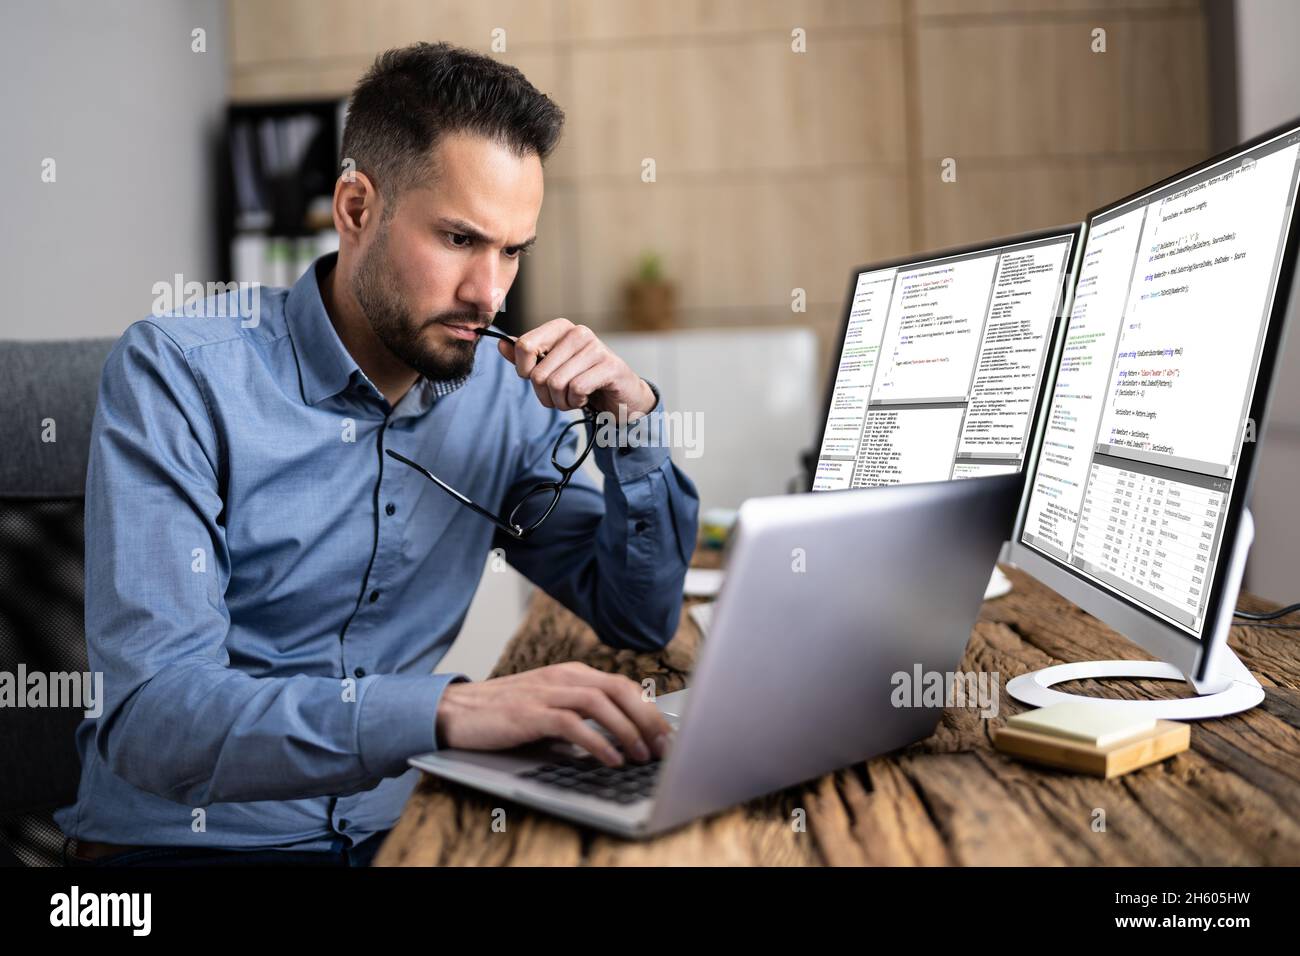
[286,252,469,409]
[286,253,363,406]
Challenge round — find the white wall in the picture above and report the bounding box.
[1235,0,1300,602]
[0,0,227,341]
[603,327,819,509]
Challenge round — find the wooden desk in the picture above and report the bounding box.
[375,564,1300,866]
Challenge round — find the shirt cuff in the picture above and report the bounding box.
[592,378,673,482]
[357,672,469,777]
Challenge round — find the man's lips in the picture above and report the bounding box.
[439,320,488,341]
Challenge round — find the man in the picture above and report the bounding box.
[57,42,699,866]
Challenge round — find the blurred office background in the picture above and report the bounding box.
[2,1,1298,676]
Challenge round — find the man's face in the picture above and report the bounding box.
[352,132,544,382]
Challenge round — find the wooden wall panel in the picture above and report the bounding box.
[917,156,1188,248]
[915,20,1133,159]
[912,2,1210,250]
[524,182,576,322]
[564,0,901,42]
[568,170,910,322]
[1128,14,1210,151]
[226,0,1214,364]
[564,31,905,180]
[229,0,560,99]
[916,0,1199,15]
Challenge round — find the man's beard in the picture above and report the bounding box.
[352,222,480,383]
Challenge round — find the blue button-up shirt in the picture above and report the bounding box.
[55,254,699,851]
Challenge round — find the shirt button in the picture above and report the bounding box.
[369,590,380,603]
[619,445,633,456]
[634,520,648,533]
[338,819,349,831]
[385,502,396,516]
[354,667,366,678]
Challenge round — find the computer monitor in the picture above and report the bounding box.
[811,226,1083,492]
[1007,118,1300,719]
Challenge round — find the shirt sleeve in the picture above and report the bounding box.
[84,321,465,807]
[495,380,701,652]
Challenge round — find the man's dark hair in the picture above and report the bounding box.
[340,41,565,216]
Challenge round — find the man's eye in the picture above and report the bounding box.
[446,232,473,248]
[504,247,524,260]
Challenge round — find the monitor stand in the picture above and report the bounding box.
[1006,510,1264,721]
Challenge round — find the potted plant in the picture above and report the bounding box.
[621,251,677,331]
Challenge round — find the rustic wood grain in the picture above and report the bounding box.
[375,563,1300,866]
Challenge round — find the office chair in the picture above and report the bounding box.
[0,338,115,866]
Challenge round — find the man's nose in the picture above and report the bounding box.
[458,257,502,315]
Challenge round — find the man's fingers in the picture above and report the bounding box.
[528,325,588,381]
[539,342,605,410]
[543,664,673,756]
[444,665,673,763]
[543,709,624,766]
[565,362,615,412]
[597,674,675,754]
[531,329,596,409]
[541,661,606,684]
[531,379,553,409]
[512,318,574,378]
[545,686,653,762]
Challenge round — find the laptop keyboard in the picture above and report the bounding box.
[516,754,663,805]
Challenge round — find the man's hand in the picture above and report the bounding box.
[497,318,656,417]
[435,662,674,766]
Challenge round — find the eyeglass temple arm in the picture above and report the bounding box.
[474,326,517,345]
[384,449,524,539]
[474,327,569,377]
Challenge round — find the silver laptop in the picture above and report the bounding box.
[409,473,1022,839]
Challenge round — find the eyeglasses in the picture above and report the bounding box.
[384,327,597,540]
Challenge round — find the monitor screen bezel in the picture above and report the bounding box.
[809,224,1085,493]
[1007,117,1300,683]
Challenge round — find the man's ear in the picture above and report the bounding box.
[333,171,380,243]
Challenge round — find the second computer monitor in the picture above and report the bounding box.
[812,226,1082,491]
[1010,119,1300,680]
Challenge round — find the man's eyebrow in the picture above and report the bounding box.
[438,217,537,251]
